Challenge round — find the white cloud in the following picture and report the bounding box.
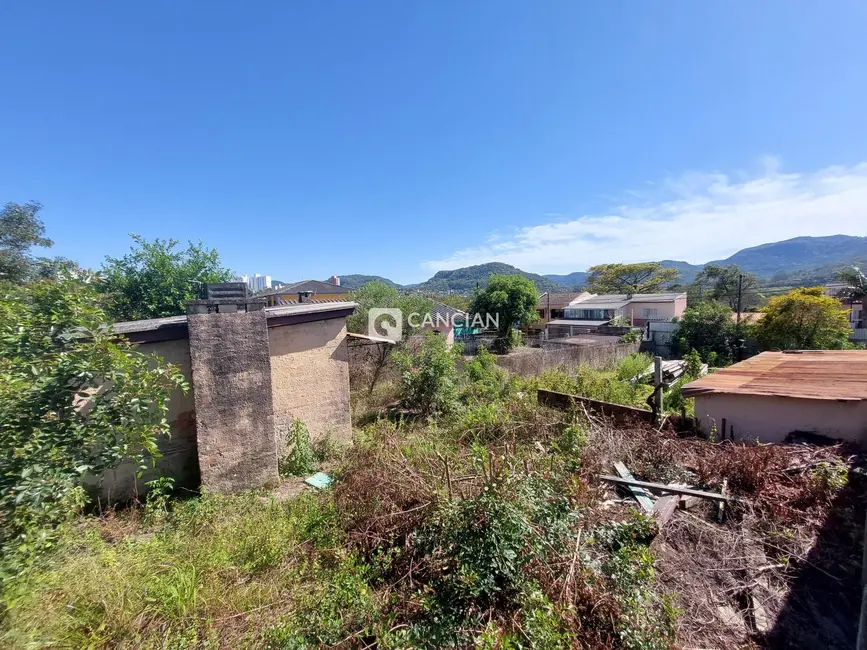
[421,160,867,274]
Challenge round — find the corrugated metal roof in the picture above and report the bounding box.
[681,350,867,402]
[258,279,352,297]
[539,292,587,306]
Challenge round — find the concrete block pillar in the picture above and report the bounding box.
[186,285,279,493]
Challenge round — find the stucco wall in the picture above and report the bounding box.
[626,299,682,325]
[693,393,867,445]
[96,338,199,503]
[269,317,352,448]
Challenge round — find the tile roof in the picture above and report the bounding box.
[681,350,867,402]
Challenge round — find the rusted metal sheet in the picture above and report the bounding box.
[681,351,867,402]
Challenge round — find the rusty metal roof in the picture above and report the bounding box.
[681,350,867,402]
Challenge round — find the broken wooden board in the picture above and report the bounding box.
[652,494,680,527]
[599,475,729,502]
[613,461,654,513]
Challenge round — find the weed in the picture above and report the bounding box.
[279,419,315,477]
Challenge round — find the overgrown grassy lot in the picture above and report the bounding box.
[2,341,861,649]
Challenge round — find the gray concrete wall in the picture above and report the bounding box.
[269,317,352,448]
[188,310,279,493]
[495,339,640,377]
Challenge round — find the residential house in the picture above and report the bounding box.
[259,277,352,307]
[546,292,687,338]
[825,281,865,335]
[682,350,867,446]
[423,301,472,345]
[531,292,591,333]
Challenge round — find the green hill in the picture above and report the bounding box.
[411,262,566,295]
[332,275,401,290]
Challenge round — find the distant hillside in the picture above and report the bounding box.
[333,274,401,290]
[543,271,589,289]
[412,262,566,294]
[710,235,867,277]
[659,260,705,285]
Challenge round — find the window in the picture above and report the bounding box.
[551,309,564,319]
[642,308,659,319]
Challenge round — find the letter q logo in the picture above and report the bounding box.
[369,308,403,342]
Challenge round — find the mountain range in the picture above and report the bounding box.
[335,235,867,294]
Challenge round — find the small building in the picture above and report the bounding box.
[103,294,357,500]
[532,292,591,333]
[423,302,471,345]
[682,350,867,445]
[258,278,352,307]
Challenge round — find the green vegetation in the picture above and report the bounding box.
[333,274,401,290]
[468,273,538,351]
[755,287,852,350]
[0,201,75,284]
[689,264,761,311]
[99,234,233,321]
[672,301,739,364]
[0,278,187,582]
[586,262,679,294]
[413,261,565,294]
[346,280,434,337]
[3,339,685,650]
[278,419,316,476]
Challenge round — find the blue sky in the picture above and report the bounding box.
[1,2,866,284]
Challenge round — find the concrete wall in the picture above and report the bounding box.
[269,317,352,448]
[693,393,867,445]
[188,310,279,493]
[495,339,640,377]
[96,338,199,503]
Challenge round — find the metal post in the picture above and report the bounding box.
[653,356,663,424]
[736,274,743,325]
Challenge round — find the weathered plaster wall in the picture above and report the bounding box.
[96,338,199,503]
[693,393,867,445]
[269,318,352,448]
[188,310,279,493]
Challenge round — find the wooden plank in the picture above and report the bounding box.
[599,475,729,502]
[652,494,680,527]
[613,462,654,513]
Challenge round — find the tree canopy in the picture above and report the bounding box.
[754,287,852,351]
[0,201,64,284]
[672,301,738,365]
[0,278,186,574]
[586,262,679,294]
[346,281,434,339]
[836,266,866,300]
[99,235,233,321]
[689,264,761,311]
[469,274,538,349]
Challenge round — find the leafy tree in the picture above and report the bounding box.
[0,201,57,284]
[347,282,434,394]
[586,263,679,294]
[672,301,737,364]
[346,281,433,337]
[468,274,538,350]
[836,266,867,300]
[393,331,462,416]
[99,235,233,321]
[0,278,187,578]
[755,287,851,350]
[689,264,761,311]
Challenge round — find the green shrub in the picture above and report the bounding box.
[464,346,509,401]
[616,352,652,381]
[0,279,187,583]
[393,331,462,416]
[279,419,315,476]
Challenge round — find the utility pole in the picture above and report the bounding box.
[736,274,743,325]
